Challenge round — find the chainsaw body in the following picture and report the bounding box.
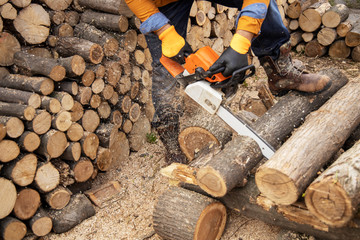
[160,46,230,83]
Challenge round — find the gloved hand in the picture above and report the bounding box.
[208,33,251,77]
[158,25,193,64]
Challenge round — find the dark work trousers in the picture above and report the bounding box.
[146,0,290,127]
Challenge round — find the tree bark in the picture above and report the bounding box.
[0,101,35,121]
[96,147,112,171]
[336,13,360,37]
[0,74,54,96]
[56,36,104,64]
[256,81,360,205]
[70,101,84,122]
[0,87,41,109]
[51,91,74,111]
[305,39,327,57]
[80,10,128,32]
[47,193,95,233]
[128,114,151,152]
[62,141,81,161]
[305,140,360,227]
[76,0,133,17]
[153,186,227,240]
[41,96,61,114]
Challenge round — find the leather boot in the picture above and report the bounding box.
[156,121,188,164]
[260,41,331,95]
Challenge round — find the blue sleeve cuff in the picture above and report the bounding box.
[236,3,267,27]
[140,12,170,34]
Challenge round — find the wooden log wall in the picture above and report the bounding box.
[0,0,154,238]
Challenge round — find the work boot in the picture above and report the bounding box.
[156,121,188,164]
[260,41,331,95]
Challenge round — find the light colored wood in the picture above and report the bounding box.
[0,178,17,219]
[70,101,84,122]
[322,3,349,28]
[14,4,50,44]
[0,32,21,66]
[18,131,40,152]
[95,147,112,171]
[336,13,360,37]
[85,181,120,207]
[299,2,331,32]
[26,110,52,135]
[2,154,37,186]
[0,3,17,20]
[90,94,101,109]
[329,39,351,59]
[256,81,360,205]
[34,161,60,192]
[345,22,360,47]
[77,0,133,17]
[317,27,337,46]
[81,69,95,87]
[128,114,151,152]
[51,91,74,111]
[70,157,94,182]
[81,109,100,132]
[104,61,122,87]
[37,129,67,159]
[41,96,61,114]
[45,186,72,210]
[56,81,78,96]
[51,111,72,132]
[0,217,27,240]
[0,116,23,139]
[302,32,314,42]
[29,208,52,237]
[287,1,301,19]
[40,0,71,11]
[305,140,360,227]
[81,132,99,160]
[97,101,111,119]
[75,86,92,105]
[53,22,74,37]
[91,78,104,94]
[57,55,86,77]
[0,139,20,162]
[66,122,83,142]
[11,0,31,8]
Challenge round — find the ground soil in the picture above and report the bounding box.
[42,54,359,240]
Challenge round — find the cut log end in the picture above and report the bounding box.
[49,65,66,82]
[89,44,104,64]
[0,217,27,240]
[196,167,227,198]
[255,167,298,205]
[305,178,353,228]
[0,178,17,219]
[178,127,220,161]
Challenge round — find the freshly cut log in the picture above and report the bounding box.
[88,64,105,79]
[120,29,137,52]
[56,81,78,96]
[81,132,99,160]
[56,36,104,64]
[118,95,132,113]
[66,122,84,142]
[0,3,17,20]
[0,217,27,240]
[299,2,331,32]
[37,129,67,159]
[153,186,227,240]
[74,23,119,57]
[302,32,314,42]
[322,4,349,28]
[76,0,133,17]
[62,141,81,161]
[13,188,40,220]
[34,161,60,192]
[0,32,21,66]
[45,186,71,210]
[128,114,151,152]
[336,13,360,37]
[90,94,101,109]
[81,109,100,132]
[129,103,141,122]
[305,39,327,57]
[0,140,20,162]
[96,147,112,171]
[0,178,17,219]
[70,101,84,122]
[11,0,31,8]
[305,140,360,227]
[91,78,104,94]
[1,153,37,186]
[75,86,92,105]
[196,135,263,197]
[53,23,74,37]
[290,31,303,46]
[329,40,351,59]
[80,10,128,33]
[64,11,80,26]
[29,208,52,237]
[97,101,111,119]
[0,74,54,96]
[137,34,147,49]
[345,23,360,47]
[47,193,95,234]
[51,111,72,132]
[256,81,360,205]
[0,87,41,109]
[104,60,122,87]
[57,55,86,77]
[51,91,74,111]
[18,131,40,152]
[0,102,35,121]
[287,1,301,19]
[0,116,24,138]
[100,85,114,100]
[41,96,61,114]
[26,110,52,135]
[317,27,337,46]
[122,119,132,133]
[13,4,50,44]
[352,45,360,62]
[81,69,95,87]
[40,0,71,11]
[110,110,122,128]
[289,19,299,31]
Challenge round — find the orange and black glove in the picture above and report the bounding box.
[208,33,251,77]
[158,25,193,64]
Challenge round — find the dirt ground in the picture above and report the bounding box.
[43,54,359,240]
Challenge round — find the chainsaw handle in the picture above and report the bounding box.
[203,66,225,78]
[230,64,255,84]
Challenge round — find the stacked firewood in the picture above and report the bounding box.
[0,0,153,239]
[280,0,360,61]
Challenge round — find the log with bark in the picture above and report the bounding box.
[1,153,37,186]
[47,193,95,234]
[0,116,24,139]
[0,217,27,240]
[299,2,331,32]
[37,129,68,159]
[76,0,133,17]
[45,186,72,210]
[322,4,349,28]
[57,55,86,77]
[329,39,351,59]
[305,139,360,227]
[153,186,227,240]
[0,74,54,96]
[0,87,41,109]
[352,45,360,62]
[256,81,360,205]
[80,10,129,33]
[0,101,35,121]
[336,13,360,37]
[26,110,52,135]
[29,208,53,237]
[18,131,40,152]
[345,22,360,47]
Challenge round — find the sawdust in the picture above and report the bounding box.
[42,55,359,240]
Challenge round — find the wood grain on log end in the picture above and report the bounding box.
[0,217,27,240]
[13,188,40,220]
[0,178,17,219]
[178,127,220,161]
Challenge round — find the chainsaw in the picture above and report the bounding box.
[160,46,275,159]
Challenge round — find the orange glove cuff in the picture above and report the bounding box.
[230,33,251,54]
[159,25,185,58]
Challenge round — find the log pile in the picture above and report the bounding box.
[280,0,360,61]
[0,0,153,238]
